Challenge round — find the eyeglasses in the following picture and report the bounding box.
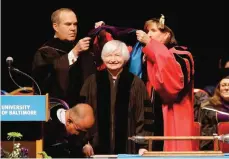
[68,113,88,133]
[73,123,87,133]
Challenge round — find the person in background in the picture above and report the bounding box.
[199,74,229,150]
[194,88,209,122]
[204,53,229,96]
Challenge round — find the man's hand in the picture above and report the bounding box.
[72,37,91,57]
[138,148,148,156]
[82,143,94,157]
[95,21,105,28]
[136,30,151,45]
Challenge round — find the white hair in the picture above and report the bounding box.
[101,40,130,62]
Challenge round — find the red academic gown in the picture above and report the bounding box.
[142,39,195,151]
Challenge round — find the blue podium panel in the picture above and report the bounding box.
[0,95,47,121]
[118,154,229,159]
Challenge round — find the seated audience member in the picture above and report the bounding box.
[43,103,95,158]
[204,53,229,96]
[80,40,151,154]
[219,53,229,69]
[199,74,229,150]
[194,89,209,121]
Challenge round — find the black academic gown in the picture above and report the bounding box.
[32,38,96,107]
[43,104,86,158]
[80,69,151,154]
[199,101,229,150]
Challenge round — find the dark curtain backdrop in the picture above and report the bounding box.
[1,0,227,92]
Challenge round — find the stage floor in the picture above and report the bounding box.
[118,154,229,159]
[91,154,229,159]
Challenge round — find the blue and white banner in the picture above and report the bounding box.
[0,95,47,121]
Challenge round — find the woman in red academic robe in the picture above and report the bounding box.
[136,15,195,151]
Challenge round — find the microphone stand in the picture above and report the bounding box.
[8,67,23,89]
[8,67,41,95]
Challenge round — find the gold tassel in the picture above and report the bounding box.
[158,14,165,29]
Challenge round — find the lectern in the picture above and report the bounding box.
[0,92,49,158]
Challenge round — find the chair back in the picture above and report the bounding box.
[193,122,201,150]
[217,122,229,152]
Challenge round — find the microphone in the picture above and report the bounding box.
[6,56,20,72]
[6,57,42,95]
[6,56,14,69]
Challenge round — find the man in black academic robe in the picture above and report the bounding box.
[32,8,96,107]
[43,102,95,158]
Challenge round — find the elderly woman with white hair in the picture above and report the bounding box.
[80,40,151,155]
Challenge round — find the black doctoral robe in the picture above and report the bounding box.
[80,69,152,154]
[199,100,229,150]
[32,38,96,107]
[43,103,87,158]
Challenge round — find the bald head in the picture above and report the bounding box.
[68,103,95,130]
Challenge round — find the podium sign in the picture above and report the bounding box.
[0,95,48,121]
